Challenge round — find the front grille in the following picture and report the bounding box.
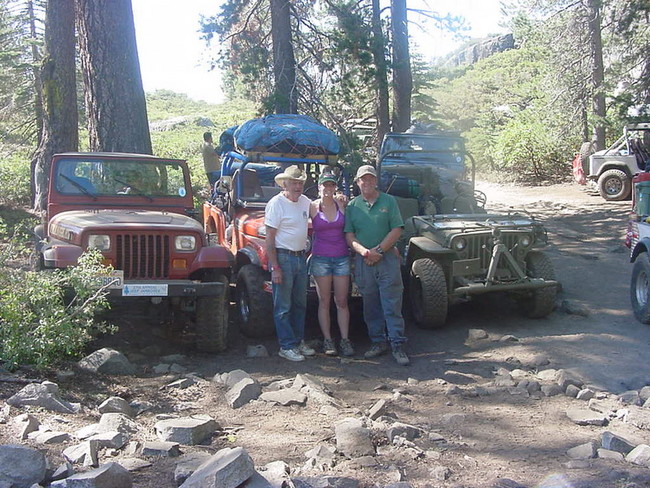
[464,233,519,269]
[115,234,170,279]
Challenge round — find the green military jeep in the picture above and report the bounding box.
[377,131,558,328]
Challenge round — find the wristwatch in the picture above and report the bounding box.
[375,246,384,255]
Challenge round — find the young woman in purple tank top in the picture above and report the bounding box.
[309,172,354,357]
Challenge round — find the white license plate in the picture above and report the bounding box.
[92,270,124,289]
[121,284,169,297]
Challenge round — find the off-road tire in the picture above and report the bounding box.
[517,251,557,318]
[409,258,448,328]
[236,264,274,337]
[631,253,650,324]
[597,169,631,201]
[195,274,230,352]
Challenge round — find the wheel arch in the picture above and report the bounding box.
[631,240,650,262]
[596,163,632,178]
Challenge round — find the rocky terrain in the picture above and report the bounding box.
[1,181,650,488]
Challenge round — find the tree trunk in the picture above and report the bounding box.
[270,0,298,114]
[390,0,412,132]
[28,0,44,207]
[371,0,390,149]
[75,0,152,153]
[32,0,78,213]
[586,0,605,150]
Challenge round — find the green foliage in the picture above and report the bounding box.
[0,148,32,207]
[430,46,581,182]
[0,247,114,370]
[146,91,257,202]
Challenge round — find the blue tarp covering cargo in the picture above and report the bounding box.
[233,114,340,155]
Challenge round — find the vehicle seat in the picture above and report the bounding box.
[440,195,476,214]
[232,168,263,199]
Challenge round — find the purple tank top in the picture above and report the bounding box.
[311,205,349,257]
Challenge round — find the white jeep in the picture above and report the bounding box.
[575,123,650,201]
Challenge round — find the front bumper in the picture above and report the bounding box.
[108,279,225,298]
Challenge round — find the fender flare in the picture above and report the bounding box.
[631,238,650,262]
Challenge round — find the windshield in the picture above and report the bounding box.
[54,158,189,198]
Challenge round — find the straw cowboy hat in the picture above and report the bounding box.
[274,165,307,185]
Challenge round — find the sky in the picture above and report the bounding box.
[131,0,505,105]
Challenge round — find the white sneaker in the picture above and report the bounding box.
[279,348,305,362]
[298,341,316,357]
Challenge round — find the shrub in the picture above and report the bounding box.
[0,246,115,370]
[0,152,31,207]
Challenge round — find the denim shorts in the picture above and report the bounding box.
[309,255,351,277]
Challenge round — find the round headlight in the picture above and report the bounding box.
[175,235,196,251]
[519,235,532,248]
[88,234,110,251]
[453,237,467,251]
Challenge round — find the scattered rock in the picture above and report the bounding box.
[78,348,137,375]
[0,444,47,488]
[179,446,255,488]
[566,408,608,426]
[618,390,642,406]
[367,399,388,420]
[246,345,269,358]
[63,440,100,467]
[334,418,374,458]
[213,370,253,388]
[626,444,650,467]
[467,329,488,341]
[566,441,597,459]
[226,378,262,409]
[597,448,624,461]
[6,382,80,414]
[98,396,136,418]
[155,415,219,445]
[141,441,181,457]
[13,414,40,440]
[560,299,589,317]
[51,462,132,488]
[260,389,307,406]
[576,388,595,401]
[601,431,635,455]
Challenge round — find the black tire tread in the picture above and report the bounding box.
[195,274,229,353]
[597,168,631,201]
[519,251,557,318]
[409,258,448,329]
[236,264,274,338]
[631,254,650,324]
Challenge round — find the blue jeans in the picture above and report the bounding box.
[272,251,308,350]
[354,252,406,347]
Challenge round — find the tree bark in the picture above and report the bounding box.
[390,0,412,132]
[270,0,298,114]
[586,0,605,150]
[371,0,390,148]
[75,0,152,153]
[32,0,78,213]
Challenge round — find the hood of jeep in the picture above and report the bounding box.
[49,210,202,242]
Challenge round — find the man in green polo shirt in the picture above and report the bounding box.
[345,165,409,366]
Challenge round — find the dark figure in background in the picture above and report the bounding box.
[202,131,221,187]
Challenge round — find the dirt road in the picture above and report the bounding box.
[3,181,650,488]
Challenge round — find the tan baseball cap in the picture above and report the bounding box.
[355,164,377,180]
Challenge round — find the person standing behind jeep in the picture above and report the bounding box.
[265,165,316,362]
[344,165,410,366]
[202,131,221,187]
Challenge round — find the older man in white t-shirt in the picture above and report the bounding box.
[265,165,316,362]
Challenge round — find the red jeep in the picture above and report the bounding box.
[203,151,349,338]
[34,152,233,352]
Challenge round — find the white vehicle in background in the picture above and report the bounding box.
[574,123,650,201]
